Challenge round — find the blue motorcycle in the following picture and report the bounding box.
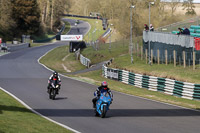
[95,92,112,118]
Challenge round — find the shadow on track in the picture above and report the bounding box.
[0,105,33,114]
[34,109,200,117]
[54,97,68,100]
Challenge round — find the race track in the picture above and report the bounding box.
[0,19,200,133]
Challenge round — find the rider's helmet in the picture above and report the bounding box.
[101,81,108,89]
[53,71,58,78]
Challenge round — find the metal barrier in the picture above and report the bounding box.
[74,48,80,60]
[7,43,30,52]
[63,14,102,20]
[102,28,111,38]
[80,54,91,68]
[143,31,194,48]
[102,65,200,100]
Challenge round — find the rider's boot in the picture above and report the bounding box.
[93,103,96,108]
[47,87,50,93]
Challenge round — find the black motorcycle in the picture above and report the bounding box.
[48,80,60,100]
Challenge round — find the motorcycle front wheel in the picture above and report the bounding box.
[101,106,107,118]
[52,89,56,100]
[49,89,52,99]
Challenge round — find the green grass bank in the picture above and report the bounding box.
[0,89,71,133]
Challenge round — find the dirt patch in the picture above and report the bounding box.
[78,76,97,84]
[94,54,105,58]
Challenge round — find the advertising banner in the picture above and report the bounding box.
[61,35,83,41]
[107,68,118,80]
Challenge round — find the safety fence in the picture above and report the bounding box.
[63,14,102,20]
[80,54,91,68]
[75,48,80,60]
[101,28,111,38]
[143,31,194,48]
[8,43,30,52]
[102,65,200,100]
[142,31,200,68]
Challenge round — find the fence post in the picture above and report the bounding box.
[137,43,139,57]
[193,51,196,70]
[165,49,168,65]
[146,49,148,64]
[87,61,90,68]
[183,51,186,68]
[157,49,160,65]
[151,49,153,64]
[141,46,143,60]
[174,50,176,67]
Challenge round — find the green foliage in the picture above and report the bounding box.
[0,0,70,40]
[0,0,15,41]
[12,0,42,37]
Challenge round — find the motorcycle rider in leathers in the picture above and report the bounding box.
[47,71,61,94]
[92,81,113,108]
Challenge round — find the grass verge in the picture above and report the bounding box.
[40,45,85,73]
[0,89,71,133]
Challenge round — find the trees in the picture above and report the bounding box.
[182,0,196,15]
[12,0,41,37]
[38,0,70,32]
[0,0,71,39]
[0,0,15,41]
[169,0,180,16]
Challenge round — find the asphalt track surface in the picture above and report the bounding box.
[1,19,200,133]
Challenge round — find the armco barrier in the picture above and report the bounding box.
[102,28,111,38]
[8,43,30,52]
[63,14,102,20]
[80,54,91,68]
[102,65,200,100]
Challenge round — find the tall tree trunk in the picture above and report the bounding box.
[50,0,54,30]
[44,1,49,24]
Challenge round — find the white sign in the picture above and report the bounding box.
[61,35,83,41]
